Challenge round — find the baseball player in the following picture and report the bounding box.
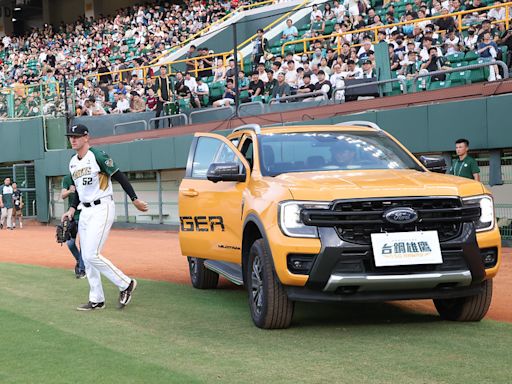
[61,175,85,278]
[11,182,23,229]
[0,177,14,230]
[61,124,148,311]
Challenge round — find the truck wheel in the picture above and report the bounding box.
[246,239,294,329]
[187,257,219,289]
[433,279,493,321]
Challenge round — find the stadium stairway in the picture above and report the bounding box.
[154,0,305,68]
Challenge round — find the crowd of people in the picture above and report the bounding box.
[1,0,511,118]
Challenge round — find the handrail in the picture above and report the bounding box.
[149,114,188,129]
[236,0,309,51]
[269,90,328,104]
[150,0,277,65]
[282,2,512,56]
[113,120,148,135]
[411,60,508,92]
[87,0,307,84]
[332,77,407,101]
[238,101,265,116]
[189,105,234,124]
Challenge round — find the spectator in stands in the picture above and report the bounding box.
[176,81,192,109]
[465,0,488,21]
[310,4,323,22]
[153,66,172,128]
[435,8,456,35]
[420,47,451,82]
[420,37,442,61]
[298,74,316,98]
[194,78,210,107]
[478,31,502,79]
[185,45,197,74]
[444,28,462,54]
[284,60,298,91]
[146,88,158,111]
[488,0,505,21]
[311,14,326,36]
[238,70,250,91]
[497,24,512,67]
[264,70,278,97]
[324,3,335,20]
[271,72,291,100]
[252,29,269,70]
[112,92,130,113]
[399,51,422,79]
[314,70,332,99]
[213,78,237,107]
[130,91,146,113]
[225,59,237,79]
[464,27,479,51]
[214,58,227,82]
[333,1,347,22]
[247,72,264,100]
[256,63,269,83]
[357,59,376,78]
[184,72,198,95]
[282,19,299,42]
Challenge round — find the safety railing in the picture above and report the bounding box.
[149,0,278,65]
[282,2,512,56]
[332,77,408,101]
[113,120,148,135]
[0,79,74,120]
[411,60,509,92]
[189,105,234,124]
[87,0,308,84]
[238,101,265,116]
[269,90,328,104]
[149,113,189,129]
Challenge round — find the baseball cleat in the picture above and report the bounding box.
[77,271,86,279]
[76,301,105,311]
[118,279,137,308]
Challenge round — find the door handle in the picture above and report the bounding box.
[182,189,199,197]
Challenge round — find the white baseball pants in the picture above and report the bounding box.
[1,207,13,228]
[78,199,131,303]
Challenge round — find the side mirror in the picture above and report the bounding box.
[207,162,246,183]
[419,155,447,173]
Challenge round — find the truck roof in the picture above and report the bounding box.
[230,122,383,136]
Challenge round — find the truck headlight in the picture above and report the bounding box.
[463,195,495,232]
[278,201,330,238]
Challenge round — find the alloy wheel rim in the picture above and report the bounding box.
[251,255,263,316]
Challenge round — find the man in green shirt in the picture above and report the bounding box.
[448,138,481,181]
[61,174,86,279]
[0,177,14,230]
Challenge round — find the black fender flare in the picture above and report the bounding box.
[242,213,275,283]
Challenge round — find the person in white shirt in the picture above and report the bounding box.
[284,60,298,90]
[488,0,505,20]
[356,59,376,79]
[310,5,323,22]
[184,72,198,93]
[256,63,269,83]
[444,29,461,54]
[193,78,209,108]
[333,0,347,22]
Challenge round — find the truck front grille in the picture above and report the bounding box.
[301,197,481,245]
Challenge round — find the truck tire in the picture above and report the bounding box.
[246,239,294,329]
[187,257,219,289]
[433,279,493,321]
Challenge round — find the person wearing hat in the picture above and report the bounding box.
[62,124,148,310]
[356,59,376,79]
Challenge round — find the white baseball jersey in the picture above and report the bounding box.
[69,147,119,203]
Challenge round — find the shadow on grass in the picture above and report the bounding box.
[292,301,440,328]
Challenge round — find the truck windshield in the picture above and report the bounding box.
[258,131,423,176]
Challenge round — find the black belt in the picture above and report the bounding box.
[83,200,101,208]
[83,197,111,208]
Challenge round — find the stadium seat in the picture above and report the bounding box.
[446,52,465,63]
[448,70,472,86]
[464,51,479,61]
[428,80,452,90]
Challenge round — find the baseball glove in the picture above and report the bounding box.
[56,217,77,244]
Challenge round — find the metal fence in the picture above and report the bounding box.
[0,163,37,217]
[49,169,183,226]
[496,204,512,240]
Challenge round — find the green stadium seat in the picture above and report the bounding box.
[428,80,452,90]
[451,61,468,68]
[464,51,479,61]
[468,59,491,82]
[448,70,472,86]
[446,52,465,63]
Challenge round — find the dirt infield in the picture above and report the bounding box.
[1,224,510,322]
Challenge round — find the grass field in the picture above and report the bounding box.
[0,262,511,384]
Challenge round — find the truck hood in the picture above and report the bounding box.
[272,169,485,201]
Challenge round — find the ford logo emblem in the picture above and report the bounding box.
[383,208,418,224]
